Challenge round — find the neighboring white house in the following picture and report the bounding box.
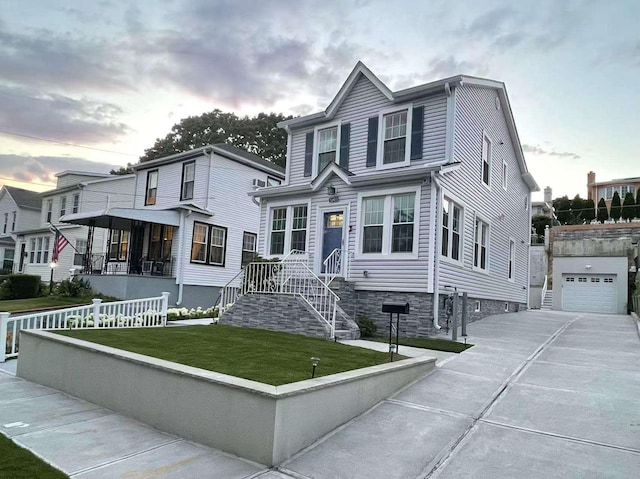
[0,185,42,274]
[14,171,135,282]
[62,144,285,307]
[239,62,538,337]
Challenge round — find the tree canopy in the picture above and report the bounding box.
[582,198,596,223]
[140,109,293,168]
[110,163,134,175]
[622,192,636,222]
[531,214,552,238]
[636,189,640,219]
[610,191,622,222]
[553,196,573,224]
[596,198,609,224]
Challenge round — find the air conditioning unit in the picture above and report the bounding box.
[252,178,266,188]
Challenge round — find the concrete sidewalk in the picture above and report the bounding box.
[1,310,639,478]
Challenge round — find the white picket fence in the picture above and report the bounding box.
[1,292,170,362]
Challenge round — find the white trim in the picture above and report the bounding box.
[481,130,492,190]
[427,177,436,293]
[265,200,312,258]
[377,103,413,170]
[355,185,421,260]
[439,191,465,267]
[310,162,352,191]
[502,160,508,191]
[312,120,342,177]
[508,237,515,282]
[445,88,456,162]
[284,130,292,186]
[472,213,490,274]
[314,204,349,275]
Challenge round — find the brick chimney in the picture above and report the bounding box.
[544,186,552,203]
[587,171,595,185]
[587,171,596,200]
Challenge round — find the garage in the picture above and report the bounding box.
[561,274,617,314]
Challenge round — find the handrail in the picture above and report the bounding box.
[322,248,350,284]
[541,274,548,307]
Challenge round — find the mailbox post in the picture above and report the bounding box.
[381,302,410,361]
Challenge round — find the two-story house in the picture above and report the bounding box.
[587,171,640,211]
[62,144,285,307]
[224,62,538,338]
[0,186,42,274]
[14,171,135,282]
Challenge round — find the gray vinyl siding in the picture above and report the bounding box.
[439,85,529,303]
[287,74,448,186]
[258,179,432,293]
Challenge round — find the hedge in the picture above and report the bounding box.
[0,275,41,300]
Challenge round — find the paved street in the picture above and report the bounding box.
[0,310,638,478]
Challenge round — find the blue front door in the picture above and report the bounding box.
[322,211,344,273]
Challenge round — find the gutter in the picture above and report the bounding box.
[431,171,444,330]
[175,209,191,306]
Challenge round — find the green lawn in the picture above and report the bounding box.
[0,297,90,313]
[58,325,399,386]
[370,336,473,353]
[0,434,67,479]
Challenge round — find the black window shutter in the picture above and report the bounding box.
[339,123,350,169]
[304,131,314,177]
[366,117,378,167]
[410,106,424,160]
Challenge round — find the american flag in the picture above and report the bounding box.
[52,233,70,263]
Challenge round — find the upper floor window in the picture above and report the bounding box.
[181,162,195,200]
[382,110,408,165]
[474,218,489,271]
[242,232,257,266]
[2,213,7,234]
[482,133,492,187]
[268,204,308,255]
[317,127,338,172]
[442,198,462,261]
[600,185,635,200]
[508,239,515,281]
[360,189,418,256]
[145,170,158,205]
[60,196,67,217]
[46,199,53,223]
[190,222,227,266]
[11,211,16,232]
[72,194,80,214]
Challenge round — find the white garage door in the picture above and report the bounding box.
[562,274,617,313]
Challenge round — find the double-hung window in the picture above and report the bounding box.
[32,236,50,264]
[2,213,7,234]
[508,239,515,281]
[268,205,308,256]
[145,170,158,205]
[46,199,53,222]
[190,222,227,266]
[317,127,338,172]
[181,162,195,200]
[72,194,80,214]
[60,197,66,217]
[109,230,129,261]
[382,110,408,165]
[474,218,489,271]
[360,188,418,256]
[482,133,492,187]
[11,211,16,232]
[241,232,257,266]
[74,239,87,266]
[441,198,462,261]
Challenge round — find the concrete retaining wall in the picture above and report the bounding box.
[17,330,435,466]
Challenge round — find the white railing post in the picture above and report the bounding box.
[92,298,102,328]
[0,312,9,363]
[161,292,170,326]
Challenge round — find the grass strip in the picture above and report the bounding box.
[59,325,401,386]
[0,434,67,479]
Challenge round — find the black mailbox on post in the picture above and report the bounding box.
[382,302,410,314]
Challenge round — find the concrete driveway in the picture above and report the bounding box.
[1,310,638,478]
[280,310,640,479]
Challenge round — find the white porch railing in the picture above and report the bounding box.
[322,248,350,284]
[541,274,548,307]
[218,252,339,338]
[1,292,170,362]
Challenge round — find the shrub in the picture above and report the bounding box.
[56,278,94,298]
[167,306,219,321]
[356,314,377,337]
[0,275,41,300]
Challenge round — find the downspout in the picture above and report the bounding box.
[175,209,191,306]
[432,171,444,330]
[204,147,213,211]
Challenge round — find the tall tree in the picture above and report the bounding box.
[622,192,636,222]
[110,163,134,175]
[571,194,585,224]
[582,198,596,224]
[140,109,293,168]
[597,198,609,223]
[610,191,622,222]
[553,196,572,225]
[636,189,640,219]
[531,214,552,240]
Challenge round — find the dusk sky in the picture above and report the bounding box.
[0,0,638,201]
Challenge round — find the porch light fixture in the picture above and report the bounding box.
[311,357,320,378]
[49,261,57,294]
[327,186,336,196]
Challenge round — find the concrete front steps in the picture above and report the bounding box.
[541,290,553,310]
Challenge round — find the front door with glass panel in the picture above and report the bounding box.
[322,211,344,274]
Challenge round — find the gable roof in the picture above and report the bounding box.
[3,185,41,210]
[278,61,538,191]
[134,144,285,177]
